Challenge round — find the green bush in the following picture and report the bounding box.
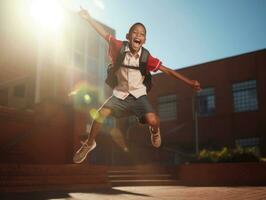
[197,146,261,163]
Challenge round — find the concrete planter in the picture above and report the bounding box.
[178,162,266,186]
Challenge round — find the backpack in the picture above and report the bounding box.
[105,41,152,93]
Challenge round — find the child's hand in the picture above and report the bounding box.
[78,6,90,20]
[190,80,201,91]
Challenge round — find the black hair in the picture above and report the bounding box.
[129,22,147,35]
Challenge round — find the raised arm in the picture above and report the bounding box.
[159,65,201,91]
[78,7,109,39]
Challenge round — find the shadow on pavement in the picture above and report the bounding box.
[0,188,151,200]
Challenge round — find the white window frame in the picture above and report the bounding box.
[158,94,177,121]
[232,80,258,112]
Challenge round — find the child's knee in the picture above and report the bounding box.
[92,108,111,124]
[146,114,159,127]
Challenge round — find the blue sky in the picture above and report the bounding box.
[73,0,266,69]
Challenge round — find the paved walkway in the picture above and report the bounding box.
[1,186,266,200]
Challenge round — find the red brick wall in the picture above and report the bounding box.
[147,49,266,154]
[179,162,266,186]
[0,101,79,164]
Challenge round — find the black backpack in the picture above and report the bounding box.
[105,41,152,93]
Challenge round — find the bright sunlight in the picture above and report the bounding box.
[30,0,64,31]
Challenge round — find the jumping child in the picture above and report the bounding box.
[73,7,201,163]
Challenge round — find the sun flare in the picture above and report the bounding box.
[30,0,64,30]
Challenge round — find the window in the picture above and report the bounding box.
[73,27,85,69]
[197,88,215,116]
[87,37,99,58]
[0,88,8,106]
[232,80,258,112]
[236,137,259,148]
[158,95,177,121]
[74,52,84,69]
[87,58,98,75]
[14,84,26,98]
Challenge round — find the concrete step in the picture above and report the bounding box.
[0,164,106,176]
[108,169,175,175]
[108,165,177,172]
[0,175,107,186]
[0,184,109,193]
[107,165,179,187]
[110,179,181,187]
[109,174,175,181]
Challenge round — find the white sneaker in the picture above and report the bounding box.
[149,126,161,148]
[73,140,96,164]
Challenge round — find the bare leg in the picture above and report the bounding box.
[73,107,112,163]
[87,107,112,143]
[73,108,111,163]
[145,112,160,133]
[145,112,161,148]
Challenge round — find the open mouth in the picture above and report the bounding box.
[133,38,141,45]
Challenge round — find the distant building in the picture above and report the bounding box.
[0,1,116,164]
[1,1,265,165]
[0,1,114,109]
[147,49,266,163]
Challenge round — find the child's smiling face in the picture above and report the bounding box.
[127,24,146,54]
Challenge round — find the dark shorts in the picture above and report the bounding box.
[100,94,155,124]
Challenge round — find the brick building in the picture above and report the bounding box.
[0,1,114,109]
[0,1,114,164]
[92,49,266,165]
[125,49,266,164]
